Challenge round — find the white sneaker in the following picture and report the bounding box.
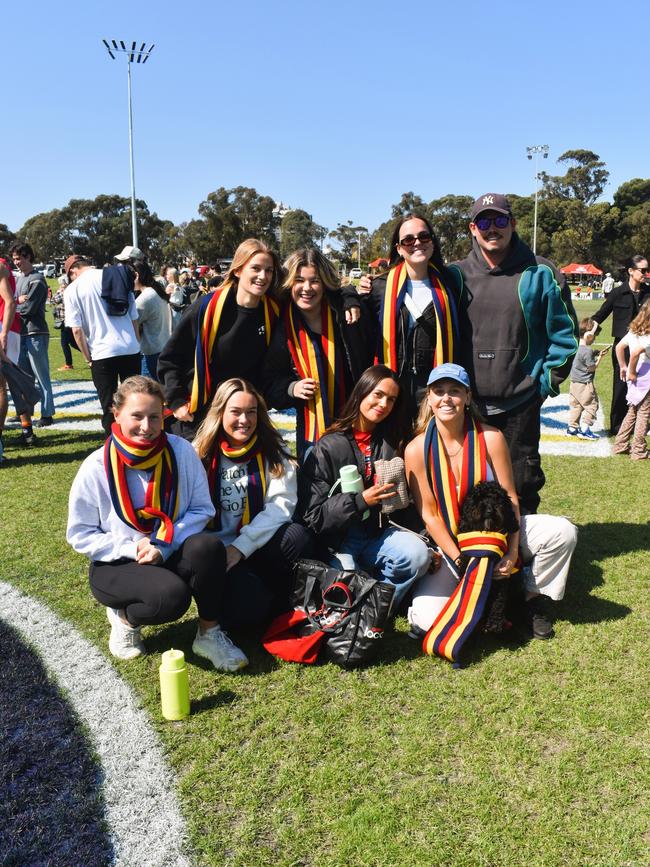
[106,607,146,659]
[192,626,248,672]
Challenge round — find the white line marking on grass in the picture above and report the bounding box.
[0,581,190,867]
[540,394,611,457]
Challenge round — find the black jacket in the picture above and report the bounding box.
[158,288,275,432]
[591,281,650,340]
[296,428,405,551]
[262,292,373,460]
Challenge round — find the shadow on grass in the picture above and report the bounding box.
[4,430,103,466]
[190,691,238,714]
[557,521,642,625]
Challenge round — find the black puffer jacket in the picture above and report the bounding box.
[262,291,373,460]
[296,428,409,551]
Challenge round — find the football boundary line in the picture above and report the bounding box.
[0,581,190,866]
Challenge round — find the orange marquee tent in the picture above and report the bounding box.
[560,263,603,276]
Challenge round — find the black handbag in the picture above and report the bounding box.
[292,559,395,669]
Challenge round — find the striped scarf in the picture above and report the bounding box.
[208,434,267,531]
[424,414,487,538]
[285,302,345,445]
[376,261,458,371]
[104,425,180,548]
[422,531,508,663]
[189,288,279,414]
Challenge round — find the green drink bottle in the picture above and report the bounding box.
[159,648,190,720]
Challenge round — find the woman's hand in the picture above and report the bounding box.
[225,545,244,571]
[173,403,194,422]
[619,365,628,381]
[362,482,396,507]
[494,555,515,577]
[345,306,361,324]
[136,538,163,565]
[358,275,373,295]
[293,378,319,400]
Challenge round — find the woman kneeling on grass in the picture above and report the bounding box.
[404,363,578,640]
[66,375,249,672]
[296,364,431,612]
[193,378,313,634]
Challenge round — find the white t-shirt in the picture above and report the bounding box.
[405,278,432,323]
[620,330,650,365]
[135,287,171,355]
[64,268,140,361]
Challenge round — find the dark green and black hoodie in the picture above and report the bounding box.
[448,234,578,413]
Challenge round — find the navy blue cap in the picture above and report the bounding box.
[427,363,470,388]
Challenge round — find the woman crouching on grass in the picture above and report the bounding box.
[404,363,578,641]
[192,378,313,635]
[66,375,253,672]
[296,364,431,611]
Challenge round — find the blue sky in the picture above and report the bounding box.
[5,0,647,237]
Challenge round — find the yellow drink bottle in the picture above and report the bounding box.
[159,649,190,720]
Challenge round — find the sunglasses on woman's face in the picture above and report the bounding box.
[633,266,649,274]
[398,231,433,248]
[474,215,511,231]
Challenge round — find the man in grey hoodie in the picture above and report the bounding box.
[448,194,578,516]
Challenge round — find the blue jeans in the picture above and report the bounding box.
[19,334,55,417]
[330,526,431,609]
[141,353,160,381]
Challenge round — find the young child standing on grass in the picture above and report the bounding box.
[613,304,650,460]
[567,318,608,440]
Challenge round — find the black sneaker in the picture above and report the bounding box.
[18,430,38,447]
[525,595,554,639]
[37,416,54,427]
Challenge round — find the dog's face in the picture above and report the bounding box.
[458,481,519,535]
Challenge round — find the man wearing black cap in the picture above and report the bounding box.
[448,194,578,514]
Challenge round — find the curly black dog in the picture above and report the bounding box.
[457,481,519,634]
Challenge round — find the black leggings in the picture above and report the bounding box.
[89,524,314,630]
[89,532,225,626]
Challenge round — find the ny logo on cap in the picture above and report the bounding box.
[482,195,494,206]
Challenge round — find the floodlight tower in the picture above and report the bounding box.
[102,40,155,248]
[526,144,549,255]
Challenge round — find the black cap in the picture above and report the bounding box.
[470,193,512,221]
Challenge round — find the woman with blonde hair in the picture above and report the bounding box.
[66,375,247,672]
[263,247,372,461]
[613,302,650,460]
[404,363,577,642]
[193,377,313,633]
[158,239,283,439]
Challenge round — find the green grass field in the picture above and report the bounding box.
[2,298,648,865]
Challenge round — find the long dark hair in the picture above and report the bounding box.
[388,213,445,270]
[133,261,168,302]
[325,364,407,445]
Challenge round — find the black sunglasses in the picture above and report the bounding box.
[633,266,649,274]
[474,215,511,231]
[398,231,433,248]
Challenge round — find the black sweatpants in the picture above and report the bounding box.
[89,524,314,630]
[91,353,141,434]
[610,337,629,435]
[488,395,545,515]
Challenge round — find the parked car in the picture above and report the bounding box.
[42,263,56,278]
[349,268,363,279]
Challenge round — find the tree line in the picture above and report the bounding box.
[2,150,649,274]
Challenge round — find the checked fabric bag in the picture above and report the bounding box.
[263,559,395,669]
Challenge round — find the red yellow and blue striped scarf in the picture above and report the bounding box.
[422,531,508,664]
[423,414,487,538]
[376,261,458,371]
[285,301,345,445]
[104,425,180,548]
[190,288,279,414]
[208,434,267,530]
